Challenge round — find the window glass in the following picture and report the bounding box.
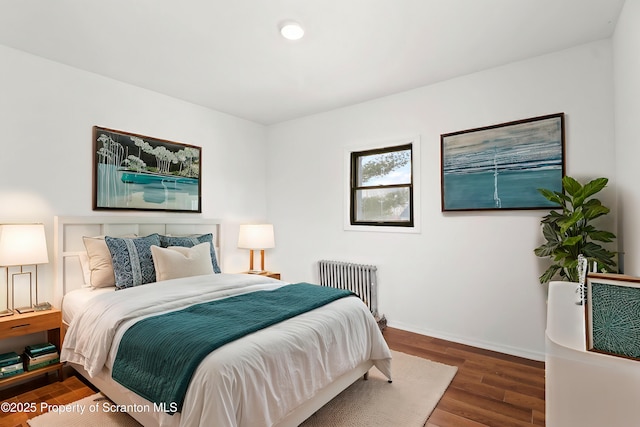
[351,144,413,227]
[357,148,412,186]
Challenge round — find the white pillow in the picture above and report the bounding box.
[150,242,214,282]
[78,251,92,287]
[82,234,138,288]
[83,236,116,288]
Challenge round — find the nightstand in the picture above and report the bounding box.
[0,308,63,387]
[243,271,281,280]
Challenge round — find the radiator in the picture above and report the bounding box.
[318,260,386,329]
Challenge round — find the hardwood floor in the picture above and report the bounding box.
[0,327,545,427]
[383,327,545,427]
[0,373,96,427]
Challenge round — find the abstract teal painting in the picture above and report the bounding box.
[441,113,564,211]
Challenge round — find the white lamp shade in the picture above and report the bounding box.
[238,224,275,250]
[0,224,49,267]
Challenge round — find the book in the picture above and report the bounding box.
[25,351,59,366]
[0,362,24,374]
[0,352,21,368]
[25,357,59,371]
[24,343,57,357]
[0,366,23,378]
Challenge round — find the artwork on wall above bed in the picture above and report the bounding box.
[440,113,565,211]
[92,126,201,213]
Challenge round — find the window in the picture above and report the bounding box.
[350,143,413,227]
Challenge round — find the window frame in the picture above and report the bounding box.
[349,142,415,228]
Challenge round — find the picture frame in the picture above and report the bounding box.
[585,273,640,361]
[93,126,202,213]
[440,113,565,211]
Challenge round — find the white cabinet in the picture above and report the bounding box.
[546,281,640,426]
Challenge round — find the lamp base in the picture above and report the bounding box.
[0,309,13,317]
[16,306,35,314]
[34,301,51,311]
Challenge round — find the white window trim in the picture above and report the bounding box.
[343,135,421,234]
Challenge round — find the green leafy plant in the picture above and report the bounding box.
[534,176,617,283]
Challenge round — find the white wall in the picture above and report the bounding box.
[0,33,621,362]
[614,0,640,276]
[266,40,616,360]
[0,44,270,308]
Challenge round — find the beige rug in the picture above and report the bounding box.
[28,351,456,427]
[27,393,142,427]
[301,350,457,426]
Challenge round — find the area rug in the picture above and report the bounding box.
[27,393,142,427]
[28,350,456,427]
[301,350,458,426]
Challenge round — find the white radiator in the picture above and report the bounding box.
[318,260,386,329]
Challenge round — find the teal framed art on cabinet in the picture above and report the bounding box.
[586,273,640,361]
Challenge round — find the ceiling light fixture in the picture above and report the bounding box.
[280,21,304,41]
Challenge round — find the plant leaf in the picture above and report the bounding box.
[583,204,610,220]
[537,188,564,205]
[541,223,560,245]
[541,210,563,225]
[563,235,583,246]
[534,242,558,257]
[539,265,561,284]
[562,176,582,197]
[587,230,616,242]
[581,242,616,265]
[573,177,608,207]
[582,177,608,199]
[559,209,582,235]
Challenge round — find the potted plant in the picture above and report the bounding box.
[534,176,617,283]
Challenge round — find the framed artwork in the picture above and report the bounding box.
[586,273,640,361]
[440,113,565,211]
[93,126,202,212]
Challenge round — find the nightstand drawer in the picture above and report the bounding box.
[0,310,61,338]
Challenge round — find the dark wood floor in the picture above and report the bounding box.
[0,327,545,427]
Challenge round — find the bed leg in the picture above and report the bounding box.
[363,371,369,381]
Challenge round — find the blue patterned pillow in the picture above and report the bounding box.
[105,234,161,289]
[159,234,221,273]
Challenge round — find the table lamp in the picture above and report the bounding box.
[238,224,275,273]
[0,224,50,314]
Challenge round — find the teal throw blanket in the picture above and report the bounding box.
[111,283,354,414]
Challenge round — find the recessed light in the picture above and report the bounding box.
[280,21,304,41]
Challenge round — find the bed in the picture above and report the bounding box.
[55,216,392,427]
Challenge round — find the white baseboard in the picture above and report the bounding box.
[387,320,545,362]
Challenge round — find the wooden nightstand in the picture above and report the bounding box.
[0,308,63,387]
[243,271,281,280]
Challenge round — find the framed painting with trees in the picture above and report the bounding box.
[92,126,202,212]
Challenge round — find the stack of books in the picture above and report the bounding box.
[23,343,59,372]
[0,352,24,378]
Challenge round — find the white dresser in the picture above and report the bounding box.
[546,281,640,426]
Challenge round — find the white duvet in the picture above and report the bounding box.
[61,274,392,427]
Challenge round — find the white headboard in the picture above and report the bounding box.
[54,215,221,307]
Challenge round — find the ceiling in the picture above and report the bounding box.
[0,0,626,125]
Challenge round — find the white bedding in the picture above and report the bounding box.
[61,273,392,427]
[61,286,115,325]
